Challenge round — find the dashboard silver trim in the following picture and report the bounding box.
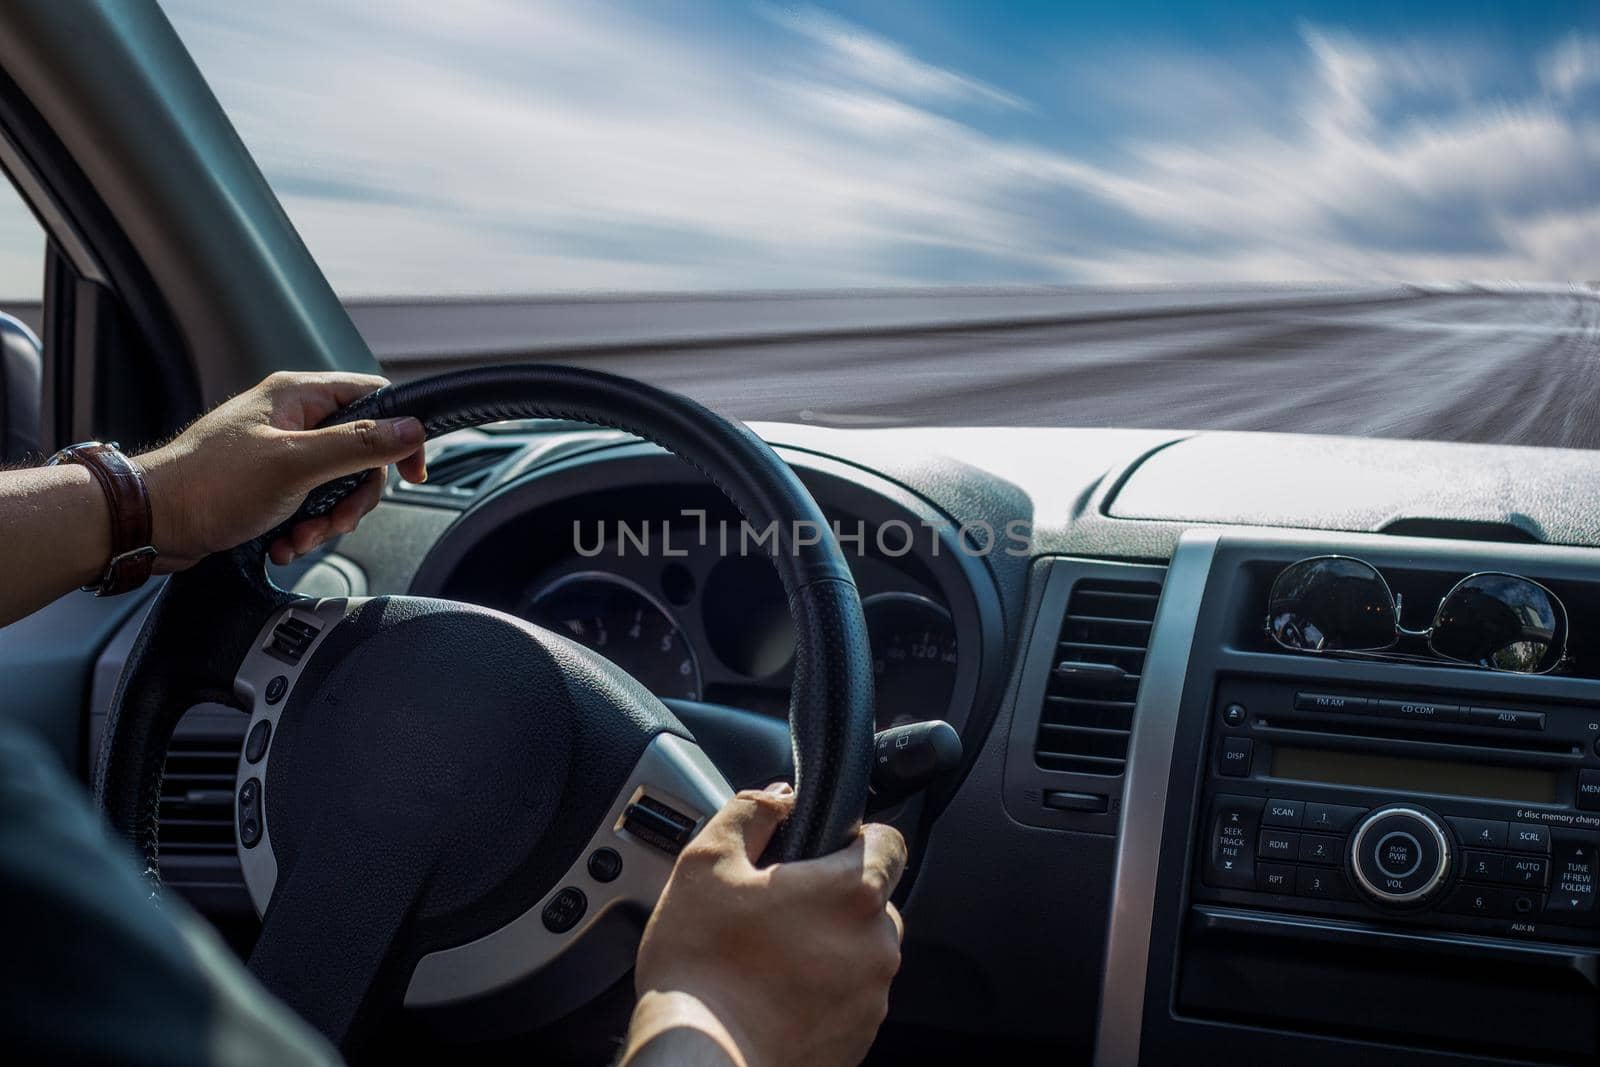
[1093,529,1219,1067]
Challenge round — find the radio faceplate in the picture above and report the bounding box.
[1193,677,1600,943]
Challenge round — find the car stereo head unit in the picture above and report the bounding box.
[1194,677,1600,940]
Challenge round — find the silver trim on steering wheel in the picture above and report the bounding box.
[232,599,734,1008]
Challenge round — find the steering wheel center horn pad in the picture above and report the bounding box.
[234,596,730,1024]
[96,364,876,1049]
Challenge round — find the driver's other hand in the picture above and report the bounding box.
[625,783,908,1067]
[136,371,427,569]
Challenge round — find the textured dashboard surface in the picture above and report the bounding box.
[1108,431,1600,545]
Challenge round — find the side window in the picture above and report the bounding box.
[0,172,43,460]
[0,169,42,316]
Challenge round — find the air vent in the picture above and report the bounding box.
[393,442,520,503]
[159,731,241,858]
[1034,578,1162,775]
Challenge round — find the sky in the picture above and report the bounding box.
[2,1,1598,298]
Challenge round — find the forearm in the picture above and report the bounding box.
[0,463,115,627]
[618,991,747,1067]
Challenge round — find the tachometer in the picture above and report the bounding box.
[522,572,702,700]
[863,592,958,730]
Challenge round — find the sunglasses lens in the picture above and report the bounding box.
[1267,557,1397,652]
[1431,574,1565,673]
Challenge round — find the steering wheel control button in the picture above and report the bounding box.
[587,847,623,883]
[541,887,587,934]
[237,776,263,849]
[1509,823,1551,852]
[1545,840,1597,915]
[1350,806,1451,907]
[1261,797,1304,827]
[1303,802,1364,833]
[267,617,321,664]
[1447,816,1508,849]
[264,675,288,706]
[621,795,697,854]
[1204,795,1264,890]
[1217,736,1253,777]
[244,720,272,763]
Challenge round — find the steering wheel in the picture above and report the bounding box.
[93,366,876,1049]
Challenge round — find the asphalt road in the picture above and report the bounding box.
[7,286,1599,449]
[375,289,1600,450]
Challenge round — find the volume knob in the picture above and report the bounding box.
[1348,805,1451,907]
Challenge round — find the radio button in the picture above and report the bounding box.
[1262,797,1305,827]
[1501,855,1550,887]
[1508,823,1551,853]
[1297,866,1353,900]
[1578,770,1600,812]
[1258,829,1299,859]
[1448,816,1508,849]
[1299,833,1341,865]
[1257,863,1297,894]
[1218,736,1253,778]
[1376,698,1460,724]
[1545,839,1597,915]
[1304,802,1365,833]
[1462,851,1503,882]
[1295,692,1371,714]
[1205,795,1264,889]
[1351,806,1451,907]
[1443,885,1504,917]
[1464,707,1544,730]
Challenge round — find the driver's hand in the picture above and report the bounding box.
[137,371,427,569]
[623,783,907,1067]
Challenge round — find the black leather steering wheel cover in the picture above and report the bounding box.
[291,365,873,860]
[99,364,874,874]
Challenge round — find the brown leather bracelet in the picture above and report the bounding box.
[47,441,158,596]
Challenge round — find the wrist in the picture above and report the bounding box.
[626,987,772,1067]
[133,444,192,572]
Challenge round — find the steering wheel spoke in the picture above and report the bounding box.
[403,732,730,1010]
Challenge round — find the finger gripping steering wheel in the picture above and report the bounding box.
[95,365,875,1047]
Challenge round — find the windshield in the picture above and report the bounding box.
[108,6,1600,440]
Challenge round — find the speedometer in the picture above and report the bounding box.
[863,592,958,730]
[522,572,703,700]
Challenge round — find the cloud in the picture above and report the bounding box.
[34,3,1592,294]
[1540,33,1600,98]
[765,5,1028,112]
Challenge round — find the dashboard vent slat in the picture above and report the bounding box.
[160,732,241,858]
[390,442,521,505]
[1034,577,1163,776]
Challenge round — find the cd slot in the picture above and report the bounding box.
[1252,719,1583,765]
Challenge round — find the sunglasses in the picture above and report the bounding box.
[1265,555,1570,675]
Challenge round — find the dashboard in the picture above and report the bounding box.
[85,419,1600,1065]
